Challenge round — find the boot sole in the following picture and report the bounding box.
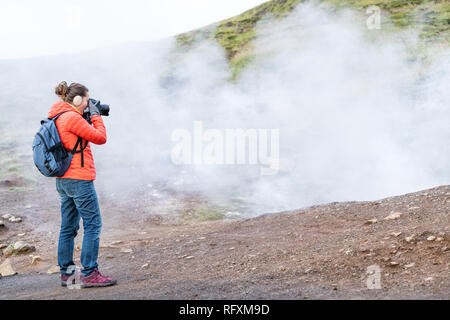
[80,280,117,288]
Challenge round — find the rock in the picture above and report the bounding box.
[185,256,194,259]
[106,255,114,259]
[0,259,17,277]
[364,218,377,225]
[391,232,402,237]
[24,205,32,209]
[228,247,235,250]
[13,241,35,254]
[111,241,123,245]
[436,237,444,242]
[438,232,445,237]
[384,212,402,220]
[17,233,26,237]
[30,255,42,265]
[141,263,149,269]
[2,214,11,219]
[9,216,22,223]
[100,243,119,248]
[47,265,60,274]
[3,245,14,257]
[404,263,415,268]
[279,266,287,271]
[75,244,81,251]
[405,236,414,243]
[120,248,133,253]
[441,247,448,252]
[424,277,434,281]
[0,243,7,249]
[389,261,399,267]
[427,236,436,241]
[0,220,4,228]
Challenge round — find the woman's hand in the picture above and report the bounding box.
[88,99,100,116]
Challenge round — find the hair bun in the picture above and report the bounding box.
[55,81,69,99]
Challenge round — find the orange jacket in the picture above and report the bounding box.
[48,101,107,181]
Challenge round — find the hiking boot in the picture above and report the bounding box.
[80,269,117,288]
[60,273,75,287]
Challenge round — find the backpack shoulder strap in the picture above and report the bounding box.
[69,136,89,167]
[41,110,74,125]
[52,110,71,120]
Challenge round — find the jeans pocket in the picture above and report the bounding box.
[66,180,79,196]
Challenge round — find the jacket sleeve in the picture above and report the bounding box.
[66,114,107,145]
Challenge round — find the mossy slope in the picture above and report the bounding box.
[176,0,449,80]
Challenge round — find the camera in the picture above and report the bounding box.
[82,98,110,123]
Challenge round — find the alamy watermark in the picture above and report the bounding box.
[171,121,280,175]
[366,6,381,30]
[366,264,382,289]
[64,5,81,30]
[66,265,81,290]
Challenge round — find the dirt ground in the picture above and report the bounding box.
[0,175,449,299]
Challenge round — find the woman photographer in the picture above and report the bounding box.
[49,81,116,288]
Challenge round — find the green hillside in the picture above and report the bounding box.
[176,0,449,80]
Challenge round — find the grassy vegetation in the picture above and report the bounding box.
[180,205,227,222]
[176,0,449,80]
[325,0,449,38]
[0,142,21,179]
[177,0,303,80]
[0,124,30,192]
[193,207,226,221]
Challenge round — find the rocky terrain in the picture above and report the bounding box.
[0,177,448,299]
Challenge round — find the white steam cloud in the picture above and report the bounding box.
[1,2,449,219]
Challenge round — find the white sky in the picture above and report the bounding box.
[0,0,267,60]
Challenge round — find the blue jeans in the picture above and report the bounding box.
[56,178,102,276]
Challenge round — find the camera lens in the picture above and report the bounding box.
[100,103,110,116]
